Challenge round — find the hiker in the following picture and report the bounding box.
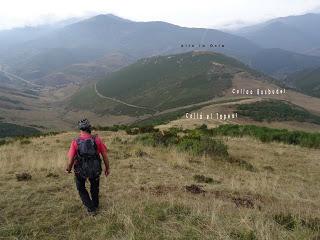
[66,119,110,214]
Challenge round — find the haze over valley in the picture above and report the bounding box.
[1,3,320,240]
[0,10,320,134]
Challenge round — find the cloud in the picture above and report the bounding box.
[0,0,319,30]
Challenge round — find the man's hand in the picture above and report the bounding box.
[101,151,110,177]
[104,168,110,177]
[66,156,75,174]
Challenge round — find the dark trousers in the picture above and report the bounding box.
[75,174,100,212]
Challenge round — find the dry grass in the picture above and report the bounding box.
[0,130,319,239]
[229,72,320,115]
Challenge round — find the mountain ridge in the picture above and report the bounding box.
[0,14,261,87]
[234,13,320,55]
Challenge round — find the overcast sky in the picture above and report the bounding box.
[0,0,319,30]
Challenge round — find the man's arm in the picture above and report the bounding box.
[66,156,75,173]
[101,151,110,176]
[66,140,76,173]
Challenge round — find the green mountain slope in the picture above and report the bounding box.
[0,122,41,138]
[94,51,253,111]
[250,48,320,79]
[286,67,320,98]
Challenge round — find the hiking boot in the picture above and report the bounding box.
[87,209,97,216]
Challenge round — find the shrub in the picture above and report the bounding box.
[273,213,297,231]
[139,126,159,134]
[126,126,159,135]
[0,139,9,146]
[126,128,140,135]
[136,131,179,147]
[193,174,221,184]
[198,124,208,130]
[166,127,183,135]
[230,230,257,240]
[185,184,206,194]
[46,172,59,178]
[301,217,320,231]
[212,124,320,149]
[134,149,147,157]
[177,135,228,157]
[136,130,229,158]
[236,100,320,124]
[184,125,213,137]
[16,172,32,181]
[20,139,31,145]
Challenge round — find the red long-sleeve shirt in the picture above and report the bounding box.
[67,132,107,160]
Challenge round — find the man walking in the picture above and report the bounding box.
[66,119,110,215]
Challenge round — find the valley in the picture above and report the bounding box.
[0,13,319,139]
[1,8,320,240]
[1,49,320,136]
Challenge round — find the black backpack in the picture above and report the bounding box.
[74,136,102,179]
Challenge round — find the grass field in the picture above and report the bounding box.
[0,128,319,240]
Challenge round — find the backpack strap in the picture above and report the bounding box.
[75,137,81,145]
[75,137,82,156]
[91,134,97,140]
[91,135,98,151]
[75,135,94,145]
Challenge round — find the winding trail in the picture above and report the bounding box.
[94,83,157,112]
[94,83,257,117]
[0,69,42,88]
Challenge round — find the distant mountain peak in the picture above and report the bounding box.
[261,21,305,34]
[234,12,320,54]
[86,14,132,23]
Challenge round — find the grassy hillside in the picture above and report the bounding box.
[68,85,154,116]
[69,52,262,114]
[250,48,320,79]
[33,52,135,86]
[286,67,320,98]
[13,48,104,81]
[96,51,253,110]
[236,99,320,124]
[0,122,41,138]
[69,51,258,116]
[0,72,11,83]
[0,126,319,239]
